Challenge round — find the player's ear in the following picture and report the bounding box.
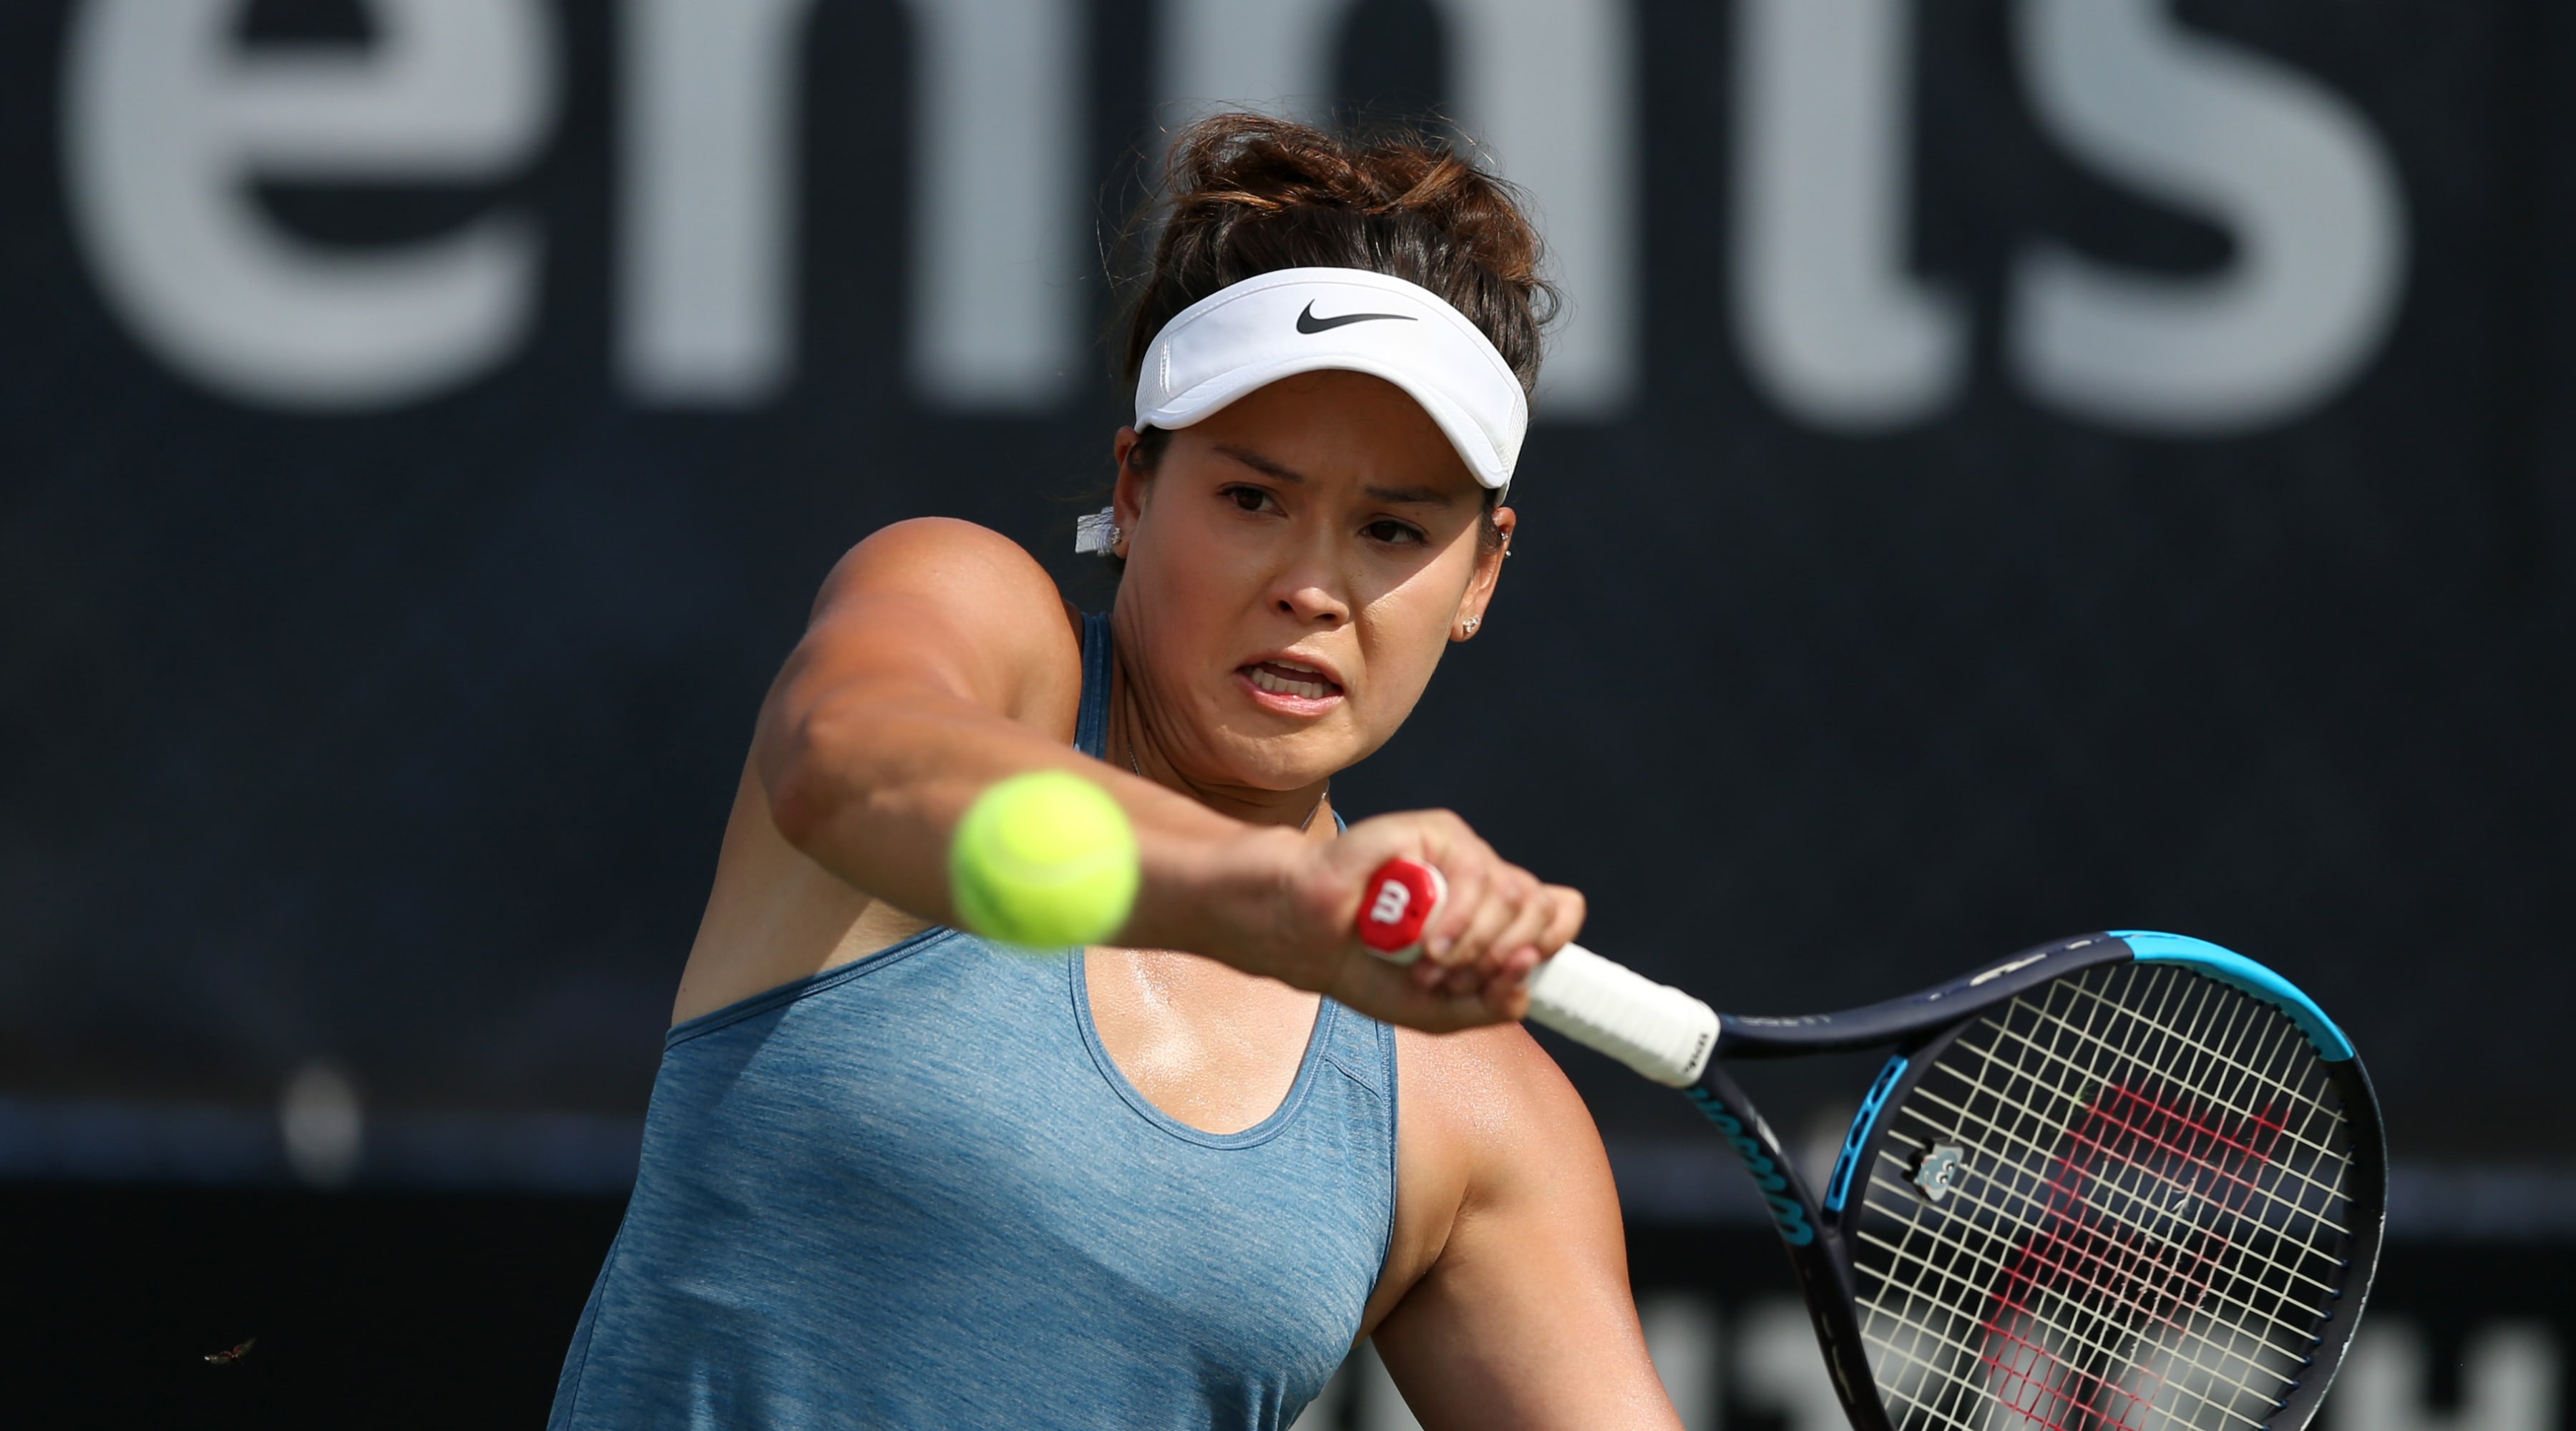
[1455,505,1513,639]
[1112,428,1151,542]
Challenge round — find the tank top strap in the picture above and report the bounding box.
[1317,996,1395,1101]
[1067,610,1380,1088]
[1075,611,1113,761]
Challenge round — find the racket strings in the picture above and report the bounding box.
[1851,1022,2325,1431]
[1855,1203,2285,1431]
[1856,1125,2328,1355]
[1954,998,2352,1257]
[1865,969,2346,1427]
[1854,1139,2319,1383]
[1858,1127,2303,1425]
[1956,965,2351,1295]
[1850,964,2356,1431]
[2034,977,2351,1188]
[1883,980,2348,1329]
[1980,1084,2286,1430]
[1998,1084,2283,1329]
[1937,967,2359,1369]
[1852,1150,2308,1430]
[1853,1214,2279,1431]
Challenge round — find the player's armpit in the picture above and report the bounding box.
[1369,1024,1684,1431]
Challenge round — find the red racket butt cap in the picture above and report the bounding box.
[1357,859,1448,961]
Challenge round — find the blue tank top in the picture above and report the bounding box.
[549,612,1397,1430]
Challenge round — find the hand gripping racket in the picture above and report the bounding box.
[1357,859,2384,1431]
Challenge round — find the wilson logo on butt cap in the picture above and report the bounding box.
[1357,859,1446,961]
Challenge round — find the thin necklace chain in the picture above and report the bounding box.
[1128,731,1327,834]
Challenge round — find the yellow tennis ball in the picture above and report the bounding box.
[950,770,1140,948]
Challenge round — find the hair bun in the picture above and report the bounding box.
[1121,113,1556,399]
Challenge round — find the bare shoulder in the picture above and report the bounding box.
[1368,1022,1669,1427]
[1366,1020,1614,1334]
[798,517,1084,724]
[1397,1020,1607,1201]
[816,517,1068,623]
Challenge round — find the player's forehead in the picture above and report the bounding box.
[1171,372,1478,501]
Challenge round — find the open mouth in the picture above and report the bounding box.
[1240,659,1344,703]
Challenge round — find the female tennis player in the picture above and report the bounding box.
[548,114,1682,1430]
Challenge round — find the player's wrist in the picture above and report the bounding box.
[1124,821,1308,967]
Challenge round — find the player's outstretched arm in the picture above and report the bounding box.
[1365,1024,1682,1430]
[753,515,1221,928]
[751,518,1572,1030]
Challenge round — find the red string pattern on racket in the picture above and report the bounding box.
[1847,963,2356,1431]
[1979,1082,2285,1431]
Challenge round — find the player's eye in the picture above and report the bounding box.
[1220,484,1279,514]
[1362,518,1426,546]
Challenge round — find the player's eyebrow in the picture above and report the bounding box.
[1216,445,1458,508]
[1362,484,1455,507]
[1216,444,1309,485]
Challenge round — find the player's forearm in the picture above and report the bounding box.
[757,678,1292,952]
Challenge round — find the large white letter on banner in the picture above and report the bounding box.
[63,0,555,411]
[2340,1320,2560,1431]
[1447,0,1635,416]
[1159,0,1637,417]
[619,0,817,405]
[1730,0,1966,433]
[2010,0,2407,435]
[904,0,1085,409]
[623,0,1080,410]
[1158,0,1344,132]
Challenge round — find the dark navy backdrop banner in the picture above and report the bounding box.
[4,0,2571,1185]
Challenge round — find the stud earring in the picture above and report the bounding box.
[1460,615,1481,635]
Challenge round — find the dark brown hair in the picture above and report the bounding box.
[1119,112,1556,400]
[1109,115,1552,557]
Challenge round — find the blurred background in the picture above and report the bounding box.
[4,0,2570,1425]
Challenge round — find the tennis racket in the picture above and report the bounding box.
[1356,859,2384,1431]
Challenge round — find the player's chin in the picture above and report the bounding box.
[1228,723,1370,783]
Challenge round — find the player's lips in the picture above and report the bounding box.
[1236,654,1345,715]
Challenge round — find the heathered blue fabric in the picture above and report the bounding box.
[548,612,1397,1430]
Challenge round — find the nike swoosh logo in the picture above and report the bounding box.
[1296,301,1418,334]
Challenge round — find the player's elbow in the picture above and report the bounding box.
[761,703,862,851]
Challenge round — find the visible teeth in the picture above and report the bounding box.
[1250,668,1330,698]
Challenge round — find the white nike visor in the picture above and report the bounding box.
[1133,267,1528,491]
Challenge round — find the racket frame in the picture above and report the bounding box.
[1690,934,2386,1431]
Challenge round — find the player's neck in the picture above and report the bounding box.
[1110,685,1333,834]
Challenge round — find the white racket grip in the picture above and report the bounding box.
[1523,944,1720,1087]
